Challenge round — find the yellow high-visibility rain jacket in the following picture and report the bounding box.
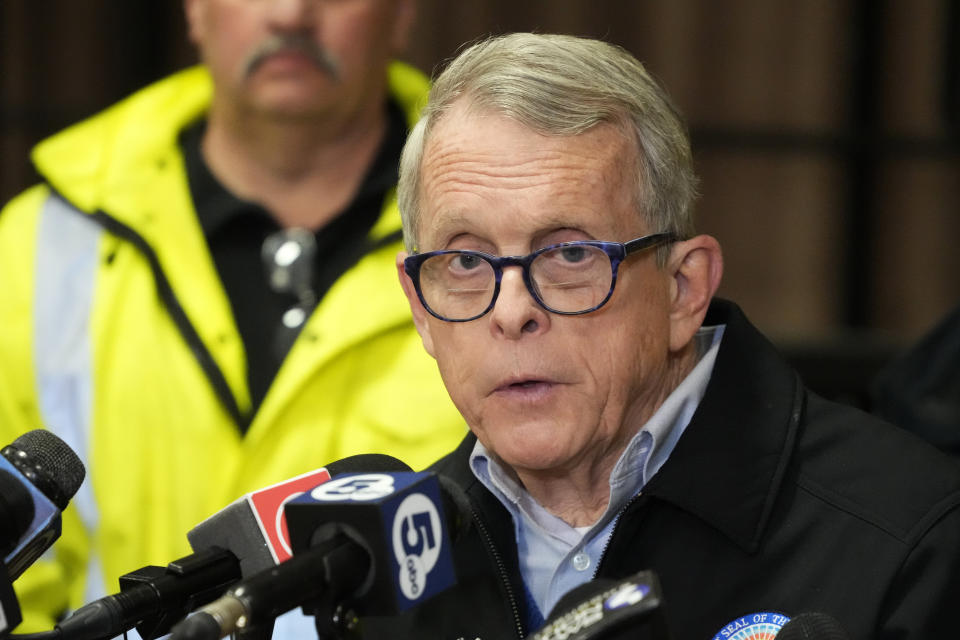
[0,63,464,629]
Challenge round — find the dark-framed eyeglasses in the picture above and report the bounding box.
[404,231,678,322]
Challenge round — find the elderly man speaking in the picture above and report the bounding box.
[378,33,960,640]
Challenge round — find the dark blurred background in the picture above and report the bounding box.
[2,0,958,409]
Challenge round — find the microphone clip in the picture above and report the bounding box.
[117,547,241,640]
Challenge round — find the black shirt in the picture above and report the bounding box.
[181,101,407,423]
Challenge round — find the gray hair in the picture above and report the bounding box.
[398,32,699,257]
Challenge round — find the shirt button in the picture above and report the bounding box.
[282,307,307,328]
[572,552,590,572]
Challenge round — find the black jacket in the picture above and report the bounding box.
[364,300,960,640]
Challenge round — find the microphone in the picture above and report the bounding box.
[528,572,670,640]
[1,429,85,582]
[52,547,241,640]
[186,466,337,577]
[170,457,461,640]
[52,455,392,640]
[776,612,850,639]
[0,468,34,558]
[1,470,32,638]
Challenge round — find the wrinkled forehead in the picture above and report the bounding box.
[420,99,638,191]
[416,102,644,247]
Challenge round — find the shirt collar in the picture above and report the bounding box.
[639,323,725,484]
[180,99,407,239]
[469,323,725,530]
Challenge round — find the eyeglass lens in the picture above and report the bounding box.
[418,245,614,320]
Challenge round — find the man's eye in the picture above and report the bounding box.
[559,246,589,263]
[452,254,485,270]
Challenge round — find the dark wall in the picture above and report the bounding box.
[3,1,958,392]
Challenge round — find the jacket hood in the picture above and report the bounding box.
[32,66,213,215]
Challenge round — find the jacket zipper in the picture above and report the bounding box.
[593,491,644,579]
[470,505,526,640]
[86,207,250,429]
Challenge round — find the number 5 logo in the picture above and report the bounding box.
[392,493,442,600]
[400,511,436,557]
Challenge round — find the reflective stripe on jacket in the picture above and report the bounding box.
[0,63,465,629]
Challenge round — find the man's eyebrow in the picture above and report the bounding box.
[423,210,474,246]
[428,210,589,236]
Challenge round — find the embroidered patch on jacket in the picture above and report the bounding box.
[712,612,791,640]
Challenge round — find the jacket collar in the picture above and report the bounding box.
[33,66,213,217]
[434,433,520,553]
[31,63,433,430]
[642,298,803,553]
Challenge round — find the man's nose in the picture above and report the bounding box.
[265,0,315,30]
[489,267,548,339]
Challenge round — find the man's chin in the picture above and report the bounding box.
[480,425,578,473]
[247,93,338,122]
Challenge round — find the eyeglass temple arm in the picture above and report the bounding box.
[623,232,679,255]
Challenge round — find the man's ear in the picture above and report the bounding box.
[183,0,206,46]
[397,252,437,358]
[666,234,724,352]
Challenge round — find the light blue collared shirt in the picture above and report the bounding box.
[469,324,725,620]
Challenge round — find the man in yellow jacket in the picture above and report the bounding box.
[0,0,464,633]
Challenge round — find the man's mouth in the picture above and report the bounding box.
[494,378,556,395]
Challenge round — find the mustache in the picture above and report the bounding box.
[242,34,340,79]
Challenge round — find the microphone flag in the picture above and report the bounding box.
[285,471,457,615]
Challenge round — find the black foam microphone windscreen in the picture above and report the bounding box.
[2,429,85,581]
[529,571,670,640]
